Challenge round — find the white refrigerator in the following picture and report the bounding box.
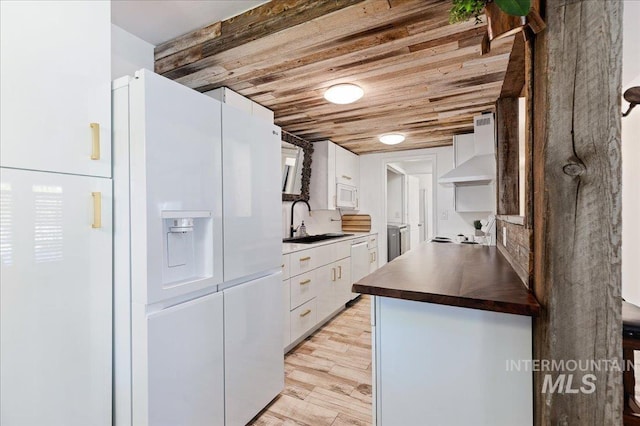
[113,70,225,426]
[220,103,284,426]
[113,70,284,426]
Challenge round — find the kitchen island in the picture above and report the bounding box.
[354,242,540,426]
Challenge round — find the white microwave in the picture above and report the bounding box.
[336,183,358,209]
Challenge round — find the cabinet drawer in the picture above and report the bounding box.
[335,240,351,261]
[282,255,290,280]
[290,270,317,310]
[290,299,317,343]
[367,234,378,249]
[289,245,333,276]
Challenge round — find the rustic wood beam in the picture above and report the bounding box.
[532,0,623,423]
[500,33,525,97]
[155,0,367,77]
[495,97,520,215]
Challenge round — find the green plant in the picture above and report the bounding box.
[449,0,531,24]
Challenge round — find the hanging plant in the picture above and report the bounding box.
[449,0,532,24]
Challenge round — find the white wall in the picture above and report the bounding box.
[622,2,640,305]
[386,169,404,223]
[360,146,485,265]
[111,24,154,80]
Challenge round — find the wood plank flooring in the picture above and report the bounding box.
[251,296,372,426]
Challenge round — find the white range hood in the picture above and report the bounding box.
[439,114,496,186]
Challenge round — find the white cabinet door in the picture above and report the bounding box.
[0,168,112,426]
[315,263,337,322]
[283,279,291,349]
[335,144,359,187]
[369,247,378,274]
[222,105,281,282]
[224,274,284,426]
[336,257,353,306]
[144,292,224,426]
[0,1,111,177]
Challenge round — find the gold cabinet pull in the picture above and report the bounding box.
[342,175,352,180]
[331,268,336,282]
[300,309,311,317]
[299,256,311,262]
[373,251,376,262]
[90,123,100,160]
[338,265,342,279]
[91,192,102,228]
[299,279,311,285]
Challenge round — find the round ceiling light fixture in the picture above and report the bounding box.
[379,133,405,145]
[323,83,364,104]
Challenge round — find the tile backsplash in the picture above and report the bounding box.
[282,202,342,238]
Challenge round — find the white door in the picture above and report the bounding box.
[222,105,281,282]
[142,292,224,426]
[0,1,111,177]
[224,273,284,426]
[407,176,420,250]
[0,168,112,426]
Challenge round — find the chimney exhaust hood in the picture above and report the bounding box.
[439,114,496,186]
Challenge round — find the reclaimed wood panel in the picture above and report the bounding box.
[532,0,623,423]
[496,97,520,215]
[496,218,531,287]
[155,0,516,154]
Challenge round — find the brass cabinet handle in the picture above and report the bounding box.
[299,279,311,285]
[338,265,342,279]
[373,251,376,262]
[90,123,100,160]
[300,309,311,317]
[300,256,311,262]
[342,175,352,180]
[91,192,102,228]
[331,268,336,282]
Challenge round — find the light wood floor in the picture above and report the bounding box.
[251,295,373,426]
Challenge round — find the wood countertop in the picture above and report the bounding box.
[353,242,541,317]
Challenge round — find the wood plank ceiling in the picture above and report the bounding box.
[155,0,514,154]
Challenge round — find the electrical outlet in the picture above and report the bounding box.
[502,227,507,246]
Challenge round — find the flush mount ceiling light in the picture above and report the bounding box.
[323,83,364,104]
[379,134,405,145]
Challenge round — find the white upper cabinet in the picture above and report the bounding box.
[0,1,111,177]
[310,140,360,210]
[335,144,359,187]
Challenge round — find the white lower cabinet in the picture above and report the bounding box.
[336,257,352,307]
[284,234,375,351]
[283,279,291,348]
[315,263,337,322]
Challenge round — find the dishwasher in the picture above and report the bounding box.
[350,240,370,300]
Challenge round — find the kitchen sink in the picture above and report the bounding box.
[283,233,354,244]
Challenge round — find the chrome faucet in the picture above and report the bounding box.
[290,199,312,238]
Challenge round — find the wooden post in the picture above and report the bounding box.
[532,0,623,424]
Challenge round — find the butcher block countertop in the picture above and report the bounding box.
[353,242,541,317]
